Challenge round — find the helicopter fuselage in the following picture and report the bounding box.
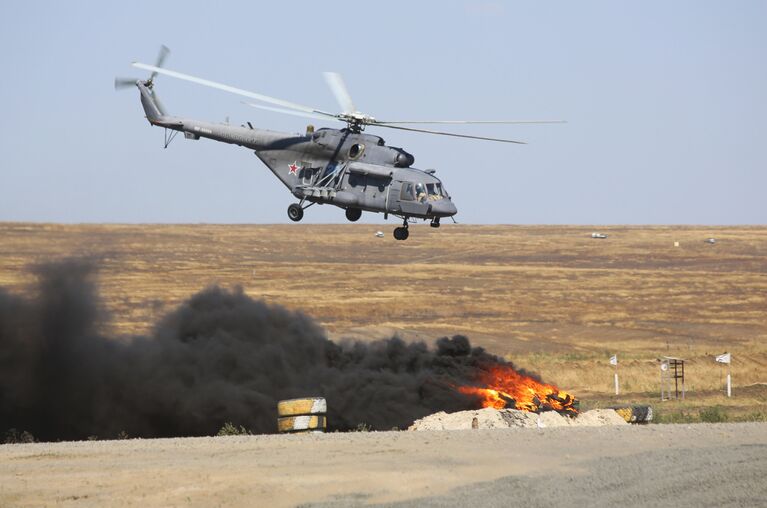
[138,82,457,235]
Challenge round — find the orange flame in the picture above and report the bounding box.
[458,364,578,415]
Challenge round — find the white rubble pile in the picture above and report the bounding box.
[408,407,627,431]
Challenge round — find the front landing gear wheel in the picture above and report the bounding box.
[287,203,304,222]
[345,208,362,222]
[393,227,409,241]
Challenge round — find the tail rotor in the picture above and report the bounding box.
[114,45,170,91]
[147,45,170,85]
[113,77,138,90]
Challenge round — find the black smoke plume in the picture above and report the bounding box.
[0,260,525,441]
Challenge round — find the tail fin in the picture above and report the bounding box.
[138,82,167,123]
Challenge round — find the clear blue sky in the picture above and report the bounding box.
[0,1,765,224]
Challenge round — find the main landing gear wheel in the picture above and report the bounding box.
[345,207,362,222]
[393,227,409,241]
[287,203,304,222]
[430,218,441,228]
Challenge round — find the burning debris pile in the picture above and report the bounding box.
[0,260,579,441]
[458,364,579,415]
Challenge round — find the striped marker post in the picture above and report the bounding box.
[610,354,619,395]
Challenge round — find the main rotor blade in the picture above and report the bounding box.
[375,120,567,125]
[373,124,526,144]
[114,77,138,90]
[133,62,336,117]
[243,102,342,122]
[323,72,356,114]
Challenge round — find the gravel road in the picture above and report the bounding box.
[1,423,766,507]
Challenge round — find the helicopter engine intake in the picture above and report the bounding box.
[394,150,415,167]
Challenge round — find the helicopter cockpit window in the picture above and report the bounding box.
[348,143,365,159]
[426,183,443,200]
[400,182,414,201]
[415,183,427,202]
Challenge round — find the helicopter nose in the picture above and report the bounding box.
[431,198,457,217]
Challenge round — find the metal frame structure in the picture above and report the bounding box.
[658,356,685,401]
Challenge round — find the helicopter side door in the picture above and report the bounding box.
[386,180,402,214]
[345,163,393,211]
[345,173,390,209]
[362,175,389,209]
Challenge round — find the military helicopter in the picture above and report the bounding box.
[116,47,562,240]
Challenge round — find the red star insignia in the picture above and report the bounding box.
[288,162,299,175]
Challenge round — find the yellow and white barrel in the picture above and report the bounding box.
[610,405,653,423]
[277,397,327,433]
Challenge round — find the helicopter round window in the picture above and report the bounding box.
[348,143,365,159]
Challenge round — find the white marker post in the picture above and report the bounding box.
[716,352,732,397]
[610,354,619,395]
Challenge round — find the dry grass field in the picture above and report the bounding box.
[1,223,765,421]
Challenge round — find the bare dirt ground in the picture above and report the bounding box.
[1,423,766,507]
